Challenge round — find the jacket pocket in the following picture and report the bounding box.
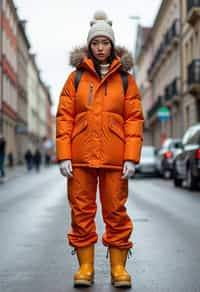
[109,118,125,141]
[71,119,88,140]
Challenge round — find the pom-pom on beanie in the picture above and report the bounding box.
[87,11,115,47]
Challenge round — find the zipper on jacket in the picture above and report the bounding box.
[88,83,94,105]
[104,81,108,96]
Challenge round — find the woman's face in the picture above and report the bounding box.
[90,36,112,64]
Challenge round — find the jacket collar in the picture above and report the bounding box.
[79,55,122,77]
[69,46,134,73]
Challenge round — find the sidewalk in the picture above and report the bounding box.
[0,165,27,184]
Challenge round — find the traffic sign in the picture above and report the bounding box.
[157,107,170,121]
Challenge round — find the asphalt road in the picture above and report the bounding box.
[0,166,200,292]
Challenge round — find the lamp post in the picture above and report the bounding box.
[129,15,141,53]
[129,15,141,76]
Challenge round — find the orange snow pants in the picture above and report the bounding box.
[67,167,133,249]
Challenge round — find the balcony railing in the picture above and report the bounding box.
[165,19,180,47]
[147,96,162,120]
[148,19,179,80]
[188,59,200,94]
[187,0,200,25]
[165,78,180,102]
[148,42,165,79]
[170,19,180,44]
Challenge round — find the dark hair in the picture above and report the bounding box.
[88,42,116,79]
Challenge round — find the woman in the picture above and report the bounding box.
[56,11,144,288]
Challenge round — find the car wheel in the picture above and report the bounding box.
[186,167,198,190]
[163,169,171,179]
[174,177,182,187]
[173,165,182,187]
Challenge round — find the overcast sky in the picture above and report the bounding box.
[14,0,162,114]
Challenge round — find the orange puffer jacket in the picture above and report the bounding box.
[56,47,144,170]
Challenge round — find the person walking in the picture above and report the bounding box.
[24,149,33,171]
[0,135,6,178]
[8,152,14,168]
[33,149,42,172]
[56,11,144,288]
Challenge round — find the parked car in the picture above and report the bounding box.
[156,138,183,179]
[173,124,200,190]
[135,145,158,176]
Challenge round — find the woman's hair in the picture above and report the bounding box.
[88,42,116,79]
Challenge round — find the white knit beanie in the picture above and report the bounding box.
[87,11,115,47]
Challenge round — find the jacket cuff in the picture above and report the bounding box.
[56,140,71,161]
[124,138,143,164]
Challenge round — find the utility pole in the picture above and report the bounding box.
[129,15,141,76]
[0,0,4,135]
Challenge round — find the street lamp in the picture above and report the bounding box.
[129,15,141,75]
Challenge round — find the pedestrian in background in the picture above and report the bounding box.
[42,136,54,167]
[24,149,33,171]
[56,11,144,288]
[8,152,14,168]
[44,152,51,167]
[0,135,6,178]
[33,149,42,172]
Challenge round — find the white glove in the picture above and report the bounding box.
[59,160,73,177]
[122,160,136,179]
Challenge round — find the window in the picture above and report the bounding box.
[190,36,194,62]
[195,31,199,58]
[190,126,200,145]
[182,125,200,145]
[162,139,172,149]
[141,146,156,158]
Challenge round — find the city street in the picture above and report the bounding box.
[0,167,200,292]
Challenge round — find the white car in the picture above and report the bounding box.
[135,145,158,176]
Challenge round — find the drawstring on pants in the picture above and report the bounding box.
[128,248,133,259]
[105,247,133,259]
[71,248,76,256]
[106,247,109,259]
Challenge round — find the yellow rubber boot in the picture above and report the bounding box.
[74,245,94,287]
[109,247,131,288]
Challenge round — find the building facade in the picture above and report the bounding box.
[46,86,53,139]
[16,19,30,162]
[135,25,153,145]
[27,53,40,151]
[147,0,181,147]
[136,0,200,148]
[0,0,53,165]
[38,79,49,141]
[181,0,200,131]
[0,0,18,161]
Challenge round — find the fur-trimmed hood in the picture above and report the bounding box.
[69,46,134,72]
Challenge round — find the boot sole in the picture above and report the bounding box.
[74,279,94,287]
[112,280,131,288]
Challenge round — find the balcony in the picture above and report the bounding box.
[147,96,162,121]
[187,0,200,25]
[170,19,180,45]
[15,122,28,134]
[165,78,180,104]
[148,19,179,81]
[165,19,180,55]
[148,42,165,80]
[188,59,200,95]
